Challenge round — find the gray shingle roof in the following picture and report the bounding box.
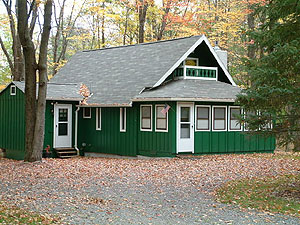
[134,79,241,102]
[13,82,82,101]
[50,36,204,105]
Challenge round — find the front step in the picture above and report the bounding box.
[54,148,78,159]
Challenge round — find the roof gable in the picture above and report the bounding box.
[153,35,236,87]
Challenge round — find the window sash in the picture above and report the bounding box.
[141,106,152,130]
[156,106,167,131]
[230,108,241,130]
[196,106,210,130]
[213,107,226,130]
[10,85,16,95]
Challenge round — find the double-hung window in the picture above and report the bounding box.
[83,107,91,118]
[120,107,126,132]
[213,106,227,131]
[141,105,152,131]
[155,105,168,132]
[96,108,101,130]
[196,106,210,131]
[229,106,242,131]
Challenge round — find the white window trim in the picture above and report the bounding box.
[96,108,101,130]
[195,105,211,131]
[83,107,91,119]
[120,108,126,132]
[140,104,152,132]
[212,106,227,132]
[155,104,168,132]
[228,106,242,131]
[10,85,16,96]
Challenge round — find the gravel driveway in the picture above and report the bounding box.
[0,154,300,224]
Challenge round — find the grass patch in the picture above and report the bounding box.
[0,202,59,224]
[250,151,300,161]
[216,173,300,217]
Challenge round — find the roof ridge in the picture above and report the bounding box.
[82,35,203,53]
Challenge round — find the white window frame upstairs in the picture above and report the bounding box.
[120,107,126,132]
[228,106,242,131]
[184,57,199,66]
[83,107,91,119]
[212,106,227,131]
[140,104,152,132]
[96,108,101,130]
[155,105,168,132]
[10,85,16,96]
[195,105,211,131]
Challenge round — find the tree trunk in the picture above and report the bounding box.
[138,0,148,43]
[247,11,255,59]
[2,0,25,81]
[17,0,53,162]
[157,0,171,41]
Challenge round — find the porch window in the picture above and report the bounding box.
[213,106,227,131]
[83,107,91,118]
[155,105,168,132]
[120,107,126,132]
[141,105,152,131]
[96,108,101,130]
[196,106,210,131]
[10,85,16,96]
[229,106,242,131]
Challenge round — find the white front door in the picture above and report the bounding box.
[54,104,72,148]
[177,103,194,153]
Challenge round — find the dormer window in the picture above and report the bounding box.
[10,85,16,96]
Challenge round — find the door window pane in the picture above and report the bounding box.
[59,109,68,122]
[180,124,190,138]
[181,107,190,122]
[58,123,68,136]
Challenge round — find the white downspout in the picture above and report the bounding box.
[74,106,80,156]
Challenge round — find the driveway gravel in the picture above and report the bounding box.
[0,153,299,224]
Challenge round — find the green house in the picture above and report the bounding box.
[0,35,275,160]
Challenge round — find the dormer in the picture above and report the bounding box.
[160,36,235,86]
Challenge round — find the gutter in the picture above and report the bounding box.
[74,106,80,156]
[132,97,236,103]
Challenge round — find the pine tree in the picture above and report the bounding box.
[237,0,300,151]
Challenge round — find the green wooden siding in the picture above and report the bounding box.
[136,102,176,157]
[78,107,137,156]
[0,85,25,160]
[195,132,275,154]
